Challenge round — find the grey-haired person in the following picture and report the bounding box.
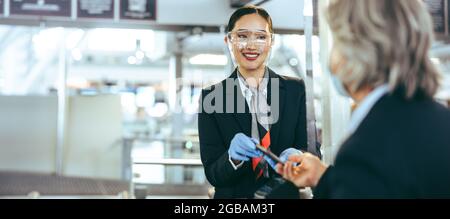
[277,0,450,198]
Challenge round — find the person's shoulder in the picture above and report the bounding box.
[380,93,450,119]
[201,71,239,95]
[356,93,450,138]
[422,98,450,126]
[278,74,304,83]
[277,74,306,91]
[201,78,229,96]
[428,98,450,116]
[201,81,220,95]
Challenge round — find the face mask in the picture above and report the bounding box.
[330,74,350,98]
[328,48,350,98]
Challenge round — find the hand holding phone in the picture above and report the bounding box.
[255,144,284,165]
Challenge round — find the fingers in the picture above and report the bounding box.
[288,154,304,163]
[250,138,263,157]
[250,138,259,145]
[234,145,259,159]
[288,161,301,181]
[284,161,294,180]
[230,133,262,161]
[237,135,261,158]
[277,161,304,187]
[293,165,301,175]
[234,147,259,158]
[277,153,323,188]
[263,155,276,170]
[280,153,289,163]
[279,148,303,162]
[230,151,249,161]
[276,161,302,186]
[240,146,261,158]
[276,163,283,175]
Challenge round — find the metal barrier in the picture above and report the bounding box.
[131,158,208,199]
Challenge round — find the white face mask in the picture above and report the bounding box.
[330,73,350,97]
[328,47,350,98]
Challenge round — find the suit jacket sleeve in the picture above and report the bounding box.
[198,89,249,187]
[313,146,390,198]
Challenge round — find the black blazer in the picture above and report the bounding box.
[198,68,312,199]
[314,91,450,198]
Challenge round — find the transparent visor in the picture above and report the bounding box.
[227,30,273,50]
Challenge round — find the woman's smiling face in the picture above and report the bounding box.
[226,13,273,72]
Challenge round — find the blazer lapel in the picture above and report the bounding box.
[267,69,286,150]
[226,69,252,137]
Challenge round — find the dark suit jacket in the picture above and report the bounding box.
[314,91,450,198]
[198,68,314,199]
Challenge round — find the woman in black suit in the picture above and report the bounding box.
[198,5,318,199]
[277,0,450,198]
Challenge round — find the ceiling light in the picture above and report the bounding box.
[431,58,441,65]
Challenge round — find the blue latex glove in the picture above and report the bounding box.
[280,148,303,164]
[263,155,277,170]
[264,148,303,170]
[228,133,262,162]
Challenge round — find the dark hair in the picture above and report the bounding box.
[226,5,273,33]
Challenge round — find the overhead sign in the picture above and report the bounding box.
[0,0,306,33]
[78,0,114,19]
[120,0,156,21]
[10,0,72,17]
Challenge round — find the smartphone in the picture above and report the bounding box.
[255,144,284,165]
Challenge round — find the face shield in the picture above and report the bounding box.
[226,30,274,67]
